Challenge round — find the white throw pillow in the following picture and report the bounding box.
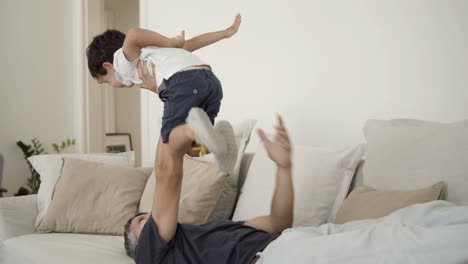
[28,151,135,227]
[232,143,365,226]
[363,119,468,205]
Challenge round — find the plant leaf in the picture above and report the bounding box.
[52,143,59,153]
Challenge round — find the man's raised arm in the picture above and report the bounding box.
[244,115,294,234]
[150,138,184,243]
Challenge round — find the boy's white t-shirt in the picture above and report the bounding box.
[113,47,206,87]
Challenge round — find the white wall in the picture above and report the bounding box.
[141,0,468,165]
[0,0,76,196]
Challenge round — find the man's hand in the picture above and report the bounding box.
[257,115,292,169]
[137,60,158,93]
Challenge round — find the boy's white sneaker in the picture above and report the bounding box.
[213,120,238,174]
[186,107,238,173]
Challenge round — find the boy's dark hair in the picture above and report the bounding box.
[86,29,126,78]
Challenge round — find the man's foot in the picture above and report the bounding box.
[186,107,238,173]
[225,14,241,38]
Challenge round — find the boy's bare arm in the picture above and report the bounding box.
[123,28,184,61]
[183,14,241,52]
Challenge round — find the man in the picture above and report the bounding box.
[124,63,294,264]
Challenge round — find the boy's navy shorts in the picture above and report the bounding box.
[158,69,223,143]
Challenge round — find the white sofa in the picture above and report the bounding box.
[2,118,468,264]
[0,151,366,264]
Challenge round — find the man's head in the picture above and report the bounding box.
[86,29,127,88]
[124,212,150,258]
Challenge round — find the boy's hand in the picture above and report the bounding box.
[257,115,292,169]
[137,60,158,93]
[171,30,185,48]
[225,14,241,38]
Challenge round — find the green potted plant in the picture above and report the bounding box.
[15,138,75,196]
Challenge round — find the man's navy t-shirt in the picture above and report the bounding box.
[135,215,278,264]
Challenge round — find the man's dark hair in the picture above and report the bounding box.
[86,29,126,78]
[124,212,147,258]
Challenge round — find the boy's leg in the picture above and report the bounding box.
[165,125,197,156]
[159,112,237,174]
[159,70,237,172]
[155,125,195,183]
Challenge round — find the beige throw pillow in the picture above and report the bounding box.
[37,158,152,235]
[139,156,228,224]
[335,182,443,224]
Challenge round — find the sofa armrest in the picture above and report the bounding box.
[0,195,37,241]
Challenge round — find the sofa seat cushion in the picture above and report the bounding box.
[2,233,132,264]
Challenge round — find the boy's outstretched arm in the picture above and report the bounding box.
[183,14,241,52]
[123,28,185,61]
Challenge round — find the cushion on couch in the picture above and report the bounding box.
[363,119,468,205]
[0,195,37,240]
[28,151,135,228]
[36,158,151,235]
[139,156,229,224]
[335,182,444,224]
[3,233,133,264]
[232,142,366,227]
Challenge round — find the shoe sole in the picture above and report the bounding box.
[214,120,238,174]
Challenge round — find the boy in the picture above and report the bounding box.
[86,15,241,172]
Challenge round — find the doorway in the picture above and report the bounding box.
[85,0,142,166]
